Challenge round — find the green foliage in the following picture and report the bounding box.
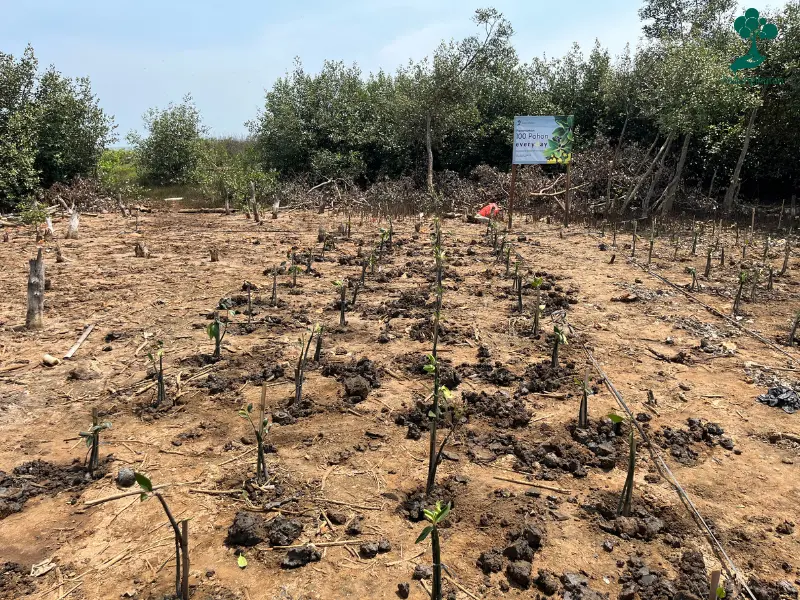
[16,198,48,226]
[79,420,111,448]
[34,67,116,187]
[135,471,153,495]
[128,94,208,186]
[98,148,143,198]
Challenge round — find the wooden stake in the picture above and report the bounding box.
[181,521,189,600]
[564,161,572,227]
[709,570,721,600]
[64,324,95,359]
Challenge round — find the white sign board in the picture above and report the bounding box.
[512,115,574,165]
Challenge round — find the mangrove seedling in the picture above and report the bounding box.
[238,384,271,484]
[780,237,792,275]
[789,311,800,347]
[135,473,189,600]
[426,223,446,497]
[720,246,725,266]
[551,326,567,368]
[687,267,697,292]
[313,324,324,362]
[271,266,278,306]
[79,408,111,477]
[704,247,712,279]
[293,327,317,405]
[768,266,774,291]
[369,251,376,275]
[415,501,452,600]
[609,413,636,517]
[516,276,523,313]
[289,263,300,288]
[691,228,698,256]
[733,271,748,316]
[647,220,655,267]
[749,267,761,302]
[206,311,230,360]
[505,244,512,275]
[360,258,368,285]
[351,281,360,308]
[763,236,770,262]
[147,341,167,408]
[335,280,347,326]
[530,277,544,329]
[577,369,591,429]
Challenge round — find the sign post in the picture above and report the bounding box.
[511,115,574,228]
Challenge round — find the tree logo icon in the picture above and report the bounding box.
[731,8,779,72]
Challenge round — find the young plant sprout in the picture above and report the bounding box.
[415,501,452,600]
[531,277,544,334]
[135,473,189,600]
[293,326,317,405]
[704,247,712,278]
[426,220,447,497]
[790,311,800,347]
[516,276,523,313]
[360,258,368,285]
[271,266,278,306]
[608,413,636,517]
[369,251,376,275]
[749,267,761,302]
[733,271,748,316]
[334,280,347,326]
[238,384,271,484]
[147,341,167,407]
[780,237,792,276]
[687,267,697,292]
[313,324,324,361]
[79,408,111,477]
[551,326,567,368]
[647,220,655,267]
[206,311,230,360]
[691,228,698,256]
[768,266,774,290]
[505,244,512,275]
[720,247,725,266]
[578,369,591,429]
[763,236,770,262]
[631,220,637,257]
[351,281,360,308]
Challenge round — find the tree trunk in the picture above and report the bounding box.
[425,111,434,196]
[621,132,674,213]
[250,181,260,223]
[642,135,673,216]
[723,105,759,213]
[605,114,629,216]
[26,248,45,330]
[65,211,80,239]
[658,132,691,215]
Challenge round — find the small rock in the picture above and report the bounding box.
[602,539,614,552]
[536,569,560,596]
[116,468,136,488]
[679,382,692,391]
[265,515,303,547]
[344,375,371,401]
[397,582,410,599]
[378,539,392,553]
[281,545,321,568]
[346,515,364,536]
[327,510,348,525]
[506,560,532,589]
[503,540,534,562]
[359,542,379,559]
[413,564,432,580]
[777,521,795,535]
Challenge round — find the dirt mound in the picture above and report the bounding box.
[462,390,531,428]
[519,361,576,394]
[321,357,382,389]
[0,460,96,520]
[654,418,735,465]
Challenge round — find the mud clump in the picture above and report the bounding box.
[343,375,371,402]
[477,549,504,574]
[618,552,718,600]
[461,359,518,386]
[0,562,36,597]
[0,460,96,520]
[226,511,266,547]
[570,417,623,469]
[400,479,464,522]
[561,572,608,599]
[265,515,303,547]
[519,361,576,394]
[655,418,735,465]
[463,391,531,428]
[281,545,321,569]
[321,357,382,389]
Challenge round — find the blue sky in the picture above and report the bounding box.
[2,0,644,140]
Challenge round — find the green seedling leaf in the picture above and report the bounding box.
[607,412,624,424]
[423,364,435,374]
[716,586,726,599]
[135,472,153,493]
[416,525,433,543]
[237,554,248,569]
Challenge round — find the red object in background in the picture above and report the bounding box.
[478,203,501,218]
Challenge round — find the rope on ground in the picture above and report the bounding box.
[583,345,757,600]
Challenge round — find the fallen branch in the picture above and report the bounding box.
[84,481,201,506]
[492,476,571,494]
[64,324,95,359]
[314,497,383,511]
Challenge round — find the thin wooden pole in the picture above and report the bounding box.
[508,164,517,231]
[564,161,572,227]
[181,520,189,600]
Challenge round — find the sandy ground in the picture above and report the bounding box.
[0,209,799,600]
